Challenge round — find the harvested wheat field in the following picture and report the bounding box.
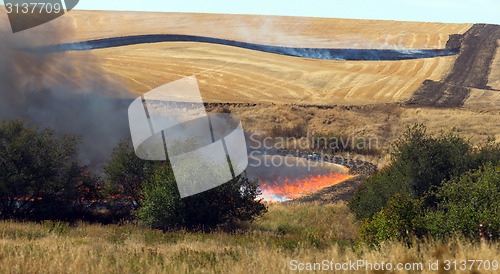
[87,42,460,105]
[8,10,498,111]
[16,10,478,106]
[58,11,472,48]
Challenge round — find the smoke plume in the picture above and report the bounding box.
[0,19,134,168]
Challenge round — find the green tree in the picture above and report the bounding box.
[104,138,161,208]
[0,120,100,220]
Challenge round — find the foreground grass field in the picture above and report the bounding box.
[1,202,499,273]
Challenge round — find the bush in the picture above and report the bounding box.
[105,138,267,230]
[349,124,500,219]
[104,138,162,208]
[348,167,408,220]
[424,164,500,240]
[269,123,307,139]
[352,124,500,245]
[135,166,184,228]
[359,194,425,246]
[137,165,267,230]
[0,120,101,220]
[360,164,500,245]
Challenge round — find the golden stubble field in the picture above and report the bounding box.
[6,9,472,106]
[58,11,474,106]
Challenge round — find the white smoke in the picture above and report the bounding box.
[0,18,134,168]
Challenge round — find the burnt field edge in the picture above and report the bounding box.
[406,23,500,108]
[33,34,458,61]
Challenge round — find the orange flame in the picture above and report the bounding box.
[259,172,355,202]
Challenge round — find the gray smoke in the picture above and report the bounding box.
[0,22,134,168]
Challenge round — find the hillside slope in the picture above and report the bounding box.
[407,24,500,108]
[24,10,475,106]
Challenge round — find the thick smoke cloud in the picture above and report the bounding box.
[0,20,133,168]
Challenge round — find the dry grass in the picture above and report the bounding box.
[1,202,499,273]
[487,40,500,90]
[464,88,500,109]
[212,103,500,168]
[398,107,500,144]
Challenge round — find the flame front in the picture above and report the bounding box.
[259,173,356,202]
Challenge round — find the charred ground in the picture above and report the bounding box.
[406,23,500,108]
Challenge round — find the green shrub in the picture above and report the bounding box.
[135,166,185,228]
[424,164,500,240]
[104,138,162,207]
[137,165,267,230]
[352,124,500,244]
[348,167,409,220]
[359,165,500,245]
[349,124,500,219]
[105,138,267,229]
[359,194,425,246]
